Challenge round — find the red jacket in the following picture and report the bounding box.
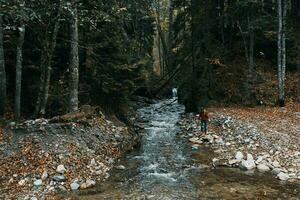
[199,111,209,121]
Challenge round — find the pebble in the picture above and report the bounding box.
[56,165,66,174]
[116,165,126,170]
[33,179,43,187]
[52,175,66,182]
[70,182,80,191]
[41,171,48,180]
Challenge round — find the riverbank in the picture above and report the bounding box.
[0,106,142,200]
[180,103,300,182]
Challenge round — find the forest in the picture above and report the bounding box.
[0,0,299,199]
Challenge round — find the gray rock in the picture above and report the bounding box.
[271,168,282,175]
[70,182,80,191]
[56,164,66,174]
[257,164,270,172]
[52,175,65,182]
[116,165,126,170]
[235,151,244,160]
[41,171,48,180]
[246,153,254,161]
[272,161,281,168]
[255,156,264,164]
[33,179,43,187]
[228,159,239,165]
[240,160,256,170]
[277,172,289,181]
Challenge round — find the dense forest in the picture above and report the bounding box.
[0,0,300,199]
[0,0,299,120]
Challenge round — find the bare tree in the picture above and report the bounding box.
[0,15,6,116]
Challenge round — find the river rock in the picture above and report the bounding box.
[255,156,264,164]
[203,135,214,143]
[189,137,202,144]
[80,179,96,189]
[33,179,43,187]
[228,159,239,165]
[56,165,66,174]
[70,182,80,191]
[90,158,96,166]
[257,164,270,172]
[277,172,289,181]
[235,151,244,160]
[18,179,26,186]
[240,160,256,170]
[272,161,281,168]
[41,171,48,180]
[272,168,282,175]
[52,175,65,182]
[116,165,126,170]
[247,153,254,161]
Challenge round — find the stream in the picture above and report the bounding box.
[72,99,300,199]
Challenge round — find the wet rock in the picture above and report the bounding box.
[56,165,66,174]
[52,175,65,182]
[235,151,244,160]
[257,164,270,172]
[33,179,43,187]
[277,172,289,181]
[70,182,80,191]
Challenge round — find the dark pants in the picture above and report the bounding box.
[201,120,208,133]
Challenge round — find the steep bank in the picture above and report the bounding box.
[0,105,143,199]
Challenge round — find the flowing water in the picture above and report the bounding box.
[72,99,300,200]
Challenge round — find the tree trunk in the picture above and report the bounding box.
[0,15,6,116]
[35,1,63,117]
[68,6,79,112]
[277,0,285,107]
[14,24,25,120]
[167,0,174,73]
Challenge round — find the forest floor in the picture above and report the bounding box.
[0,107,142,200]
[180,102,300,182]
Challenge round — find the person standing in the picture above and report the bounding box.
[199,108,209,134]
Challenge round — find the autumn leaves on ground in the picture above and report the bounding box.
[0,108,141,199]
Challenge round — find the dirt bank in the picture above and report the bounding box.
[0,108,142,200]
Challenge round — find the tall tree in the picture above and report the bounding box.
[14,23,26,120]
[35,0,63,117]
[68,4,79,112]
[0,15,6,116]
[277,0,287,107]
